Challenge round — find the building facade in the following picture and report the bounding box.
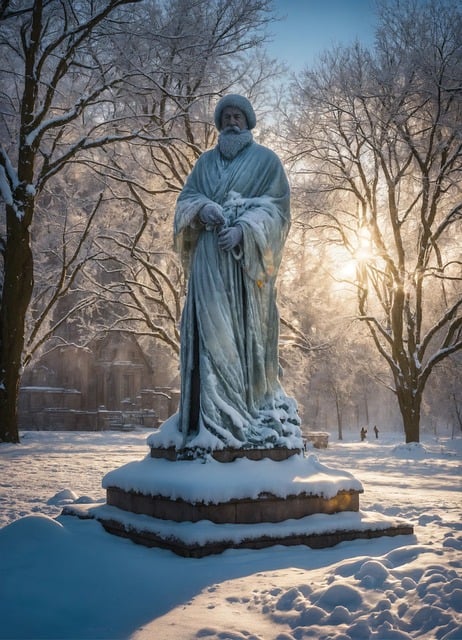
[19,332,179,430]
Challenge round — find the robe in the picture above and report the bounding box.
[172,140,301,450]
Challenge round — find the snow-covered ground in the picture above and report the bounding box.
[0,429,461,640]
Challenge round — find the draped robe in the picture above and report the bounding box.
[171,141,301,450]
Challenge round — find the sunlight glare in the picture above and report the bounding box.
[355,226,374,263]
[332,226,377,285]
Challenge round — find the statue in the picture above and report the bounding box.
[153,94,301,453]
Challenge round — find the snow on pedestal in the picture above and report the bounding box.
[102,452,362,508]
[62,430,413,557]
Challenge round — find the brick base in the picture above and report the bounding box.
[87,447,415,557]
[106,485,360,524]
[150,446,301,462]
[98,516,414,558]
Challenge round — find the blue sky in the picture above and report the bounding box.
[267,0,378,71]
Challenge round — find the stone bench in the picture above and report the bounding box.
[305,431,329,449]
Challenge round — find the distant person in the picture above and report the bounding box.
[373,425,379,439]
[360,427,367,442]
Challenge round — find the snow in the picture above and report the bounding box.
[68,504,409,549]
[1,429,461,640]
[21,386,81,393]
[101,452,364,503]
[0,166,14,206]
[148,409,303,452]
[0,148,19,204]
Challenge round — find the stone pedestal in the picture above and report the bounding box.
[106,485,360,524]
[150,445,301,462]
[93,511,414,558]
[67,445,415,557]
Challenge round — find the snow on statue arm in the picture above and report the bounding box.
[174,143,291,280]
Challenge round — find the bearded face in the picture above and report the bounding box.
[218,126,253,160]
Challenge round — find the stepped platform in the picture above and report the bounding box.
[63,447,414,557]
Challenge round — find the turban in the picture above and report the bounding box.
[214,94,257,130]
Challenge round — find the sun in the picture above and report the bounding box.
[331,227,378,285]
[354,227,375,263]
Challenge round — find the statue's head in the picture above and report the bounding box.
[214,94,256,131]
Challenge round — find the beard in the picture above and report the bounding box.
[218,126,253,160]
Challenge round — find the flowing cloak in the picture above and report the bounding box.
[167,141,301,451]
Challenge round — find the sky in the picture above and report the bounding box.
[0,428,461,639]
[268,0,378,71]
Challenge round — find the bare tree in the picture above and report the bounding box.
[0,0,277,442]
[283,0,462,442]
[65,0,281,365]
[0,0,151,442]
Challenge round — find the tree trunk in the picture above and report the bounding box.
[364,393,369,426]
[0,205,34,443]
[334,389,343,440]
[452,393,462,438]
[396,387,421,444]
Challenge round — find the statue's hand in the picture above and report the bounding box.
[199,203,225,227]
[218,225,243,251]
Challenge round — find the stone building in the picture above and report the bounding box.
[19,332,179,430]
